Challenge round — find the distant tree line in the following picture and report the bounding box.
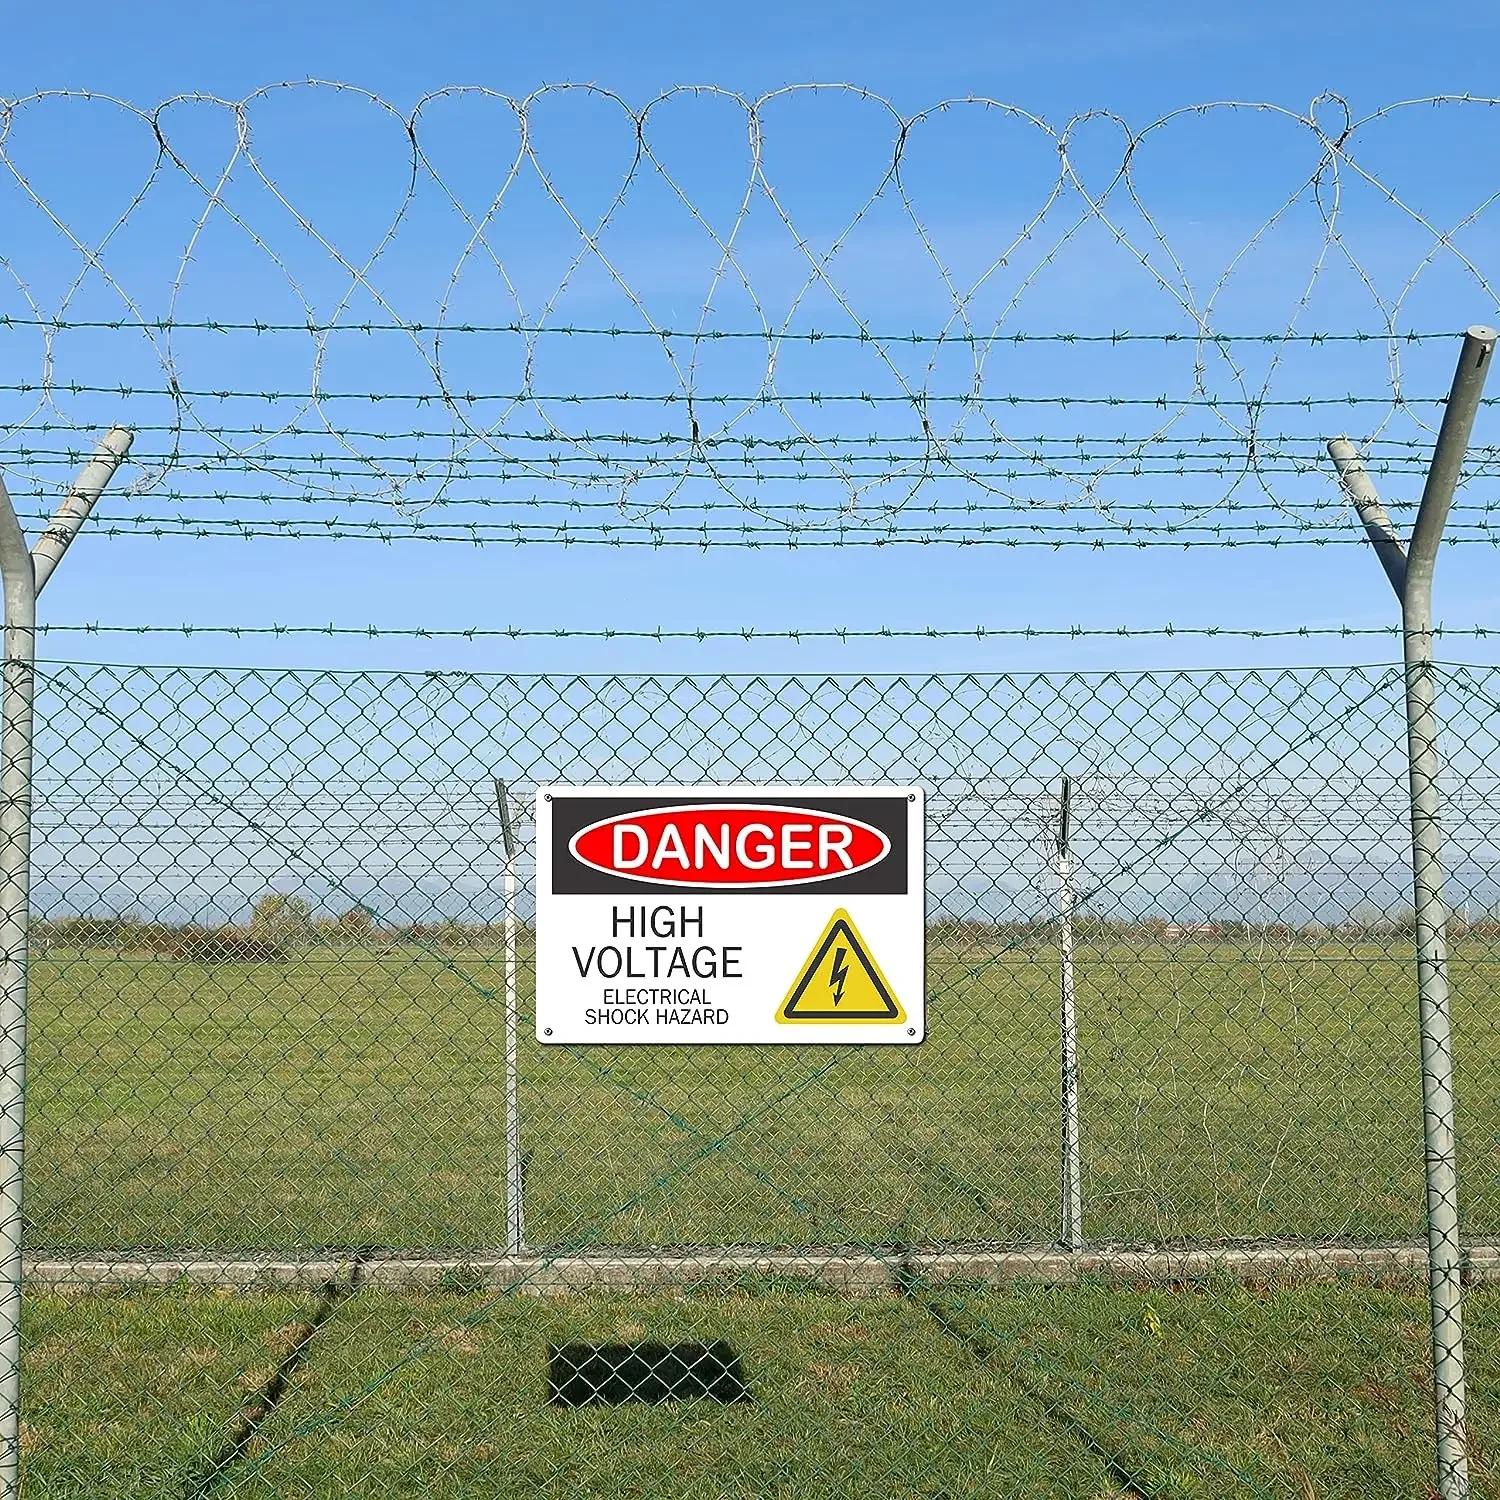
[31,896,528,963]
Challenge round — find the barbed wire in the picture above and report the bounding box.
[2,85,1499,547]
[0,317,1470,342]
[30,622,1500,641]
[6,383,1495,407]
[16,517,1500,545]
[7,423,1483,448]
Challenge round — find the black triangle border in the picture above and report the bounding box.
[780,916,902,1021]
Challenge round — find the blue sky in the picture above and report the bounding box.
[3,0,1499,678]
[7,0,1497,114]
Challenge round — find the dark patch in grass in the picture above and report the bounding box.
[546,1340,750,1406]
[180,1251,371,1499]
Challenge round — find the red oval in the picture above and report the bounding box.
[568,803,891,888]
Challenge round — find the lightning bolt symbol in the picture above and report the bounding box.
[829,945,849,1006]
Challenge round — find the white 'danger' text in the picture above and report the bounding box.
[609,820,854,873]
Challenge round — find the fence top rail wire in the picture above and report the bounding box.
[23,624,1500,647]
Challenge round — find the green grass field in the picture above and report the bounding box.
[20,939,1500,1252]
[15,938,1500,1496]
[17,1281,1500,1498]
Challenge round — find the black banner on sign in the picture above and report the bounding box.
[548,793,911,896]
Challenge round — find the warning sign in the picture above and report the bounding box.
[778,910,905,1024]
[535,785,924,1045]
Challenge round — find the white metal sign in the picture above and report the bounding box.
[535,785,925,1044]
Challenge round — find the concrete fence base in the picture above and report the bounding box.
[22,1242,1500,1295]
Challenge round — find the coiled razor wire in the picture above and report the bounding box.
[1,86,1498,548]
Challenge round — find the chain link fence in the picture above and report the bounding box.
[3,75,1499,1500]
[1,658,1492,1496]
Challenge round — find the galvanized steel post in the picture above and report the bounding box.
[0,428,131,1500]
[1329,325,1496,1500]
[1056,775,1083,1251]
[495,780,525,1257]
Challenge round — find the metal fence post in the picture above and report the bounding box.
[1329,325,1496,1500]
[1056,775,1083,1251]
[494,780,524,1256]
[0,429,131,1500]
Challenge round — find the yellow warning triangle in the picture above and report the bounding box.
[777,909,905,1024]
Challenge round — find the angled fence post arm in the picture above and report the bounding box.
[1328,325,1496,1500]
[1328,437,1408,600]
[0,427,131,1500]
[32,428,133,597]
